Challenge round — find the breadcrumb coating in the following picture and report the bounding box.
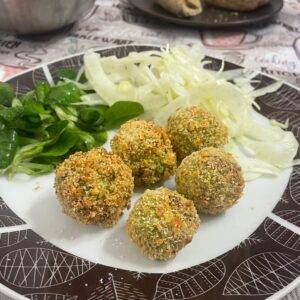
[126,187,200,260]
[176,147,244,215]
[55,147,134,227]
[111,120,176,186]
[166,107,228,161]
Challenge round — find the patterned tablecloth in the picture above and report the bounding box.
[0,0,299,299]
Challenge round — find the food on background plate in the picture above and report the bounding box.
[55,147,134,228]
[205,0,270,11]
[176,147,244,214]
[166,106,228,162]
[126,187,200,260]
[111,119,176,186]
[154,0,202,17]
[153,0,270,18]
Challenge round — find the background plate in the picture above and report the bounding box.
[129,0,283,28]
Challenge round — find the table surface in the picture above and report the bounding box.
[0,0,299,299]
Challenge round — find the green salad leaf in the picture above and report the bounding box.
[0,129,18,169]
[0,82,14,107]
[57,69,78,81]
[57,68,87,83]
[45,83,82,105]
[40,130,78,157]
[35,81,51,103]
[46,120,69,137]
[0,75,144,177]
[104,101,144,130]
[0,106,24,125]
[93,131,108,146]
[79,105,108,125]
[15,162,54,176]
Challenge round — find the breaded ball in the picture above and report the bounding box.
[166,107,228,161]
[176,147,244,215]
[111,120,176,186]
[55,147,134,228]
[126,187,200,260]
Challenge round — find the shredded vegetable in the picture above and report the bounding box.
[83,45,299,180]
